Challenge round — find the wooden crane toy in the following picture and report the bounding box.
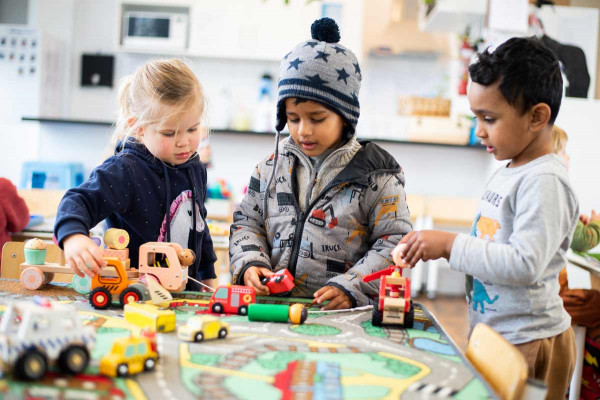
[363,264,414,328]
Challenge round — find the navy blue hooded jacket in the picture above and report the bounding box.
[54,139,217,289]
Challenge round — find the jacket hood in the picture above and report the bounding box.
[335,140,402,186]
[115,138,200,173]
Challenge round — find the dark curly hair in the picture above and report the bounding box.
[469,36,563,123]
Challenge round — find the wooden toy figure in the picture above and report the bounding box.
[363,264,414,328]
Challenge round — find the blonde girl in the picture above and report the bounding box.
[54,59,217,291]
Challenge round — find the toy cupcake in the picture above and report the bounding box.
[24,238,47,265]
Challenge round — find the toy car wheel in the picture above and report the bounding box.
[42,272,55,285]
[404,304,415,329]
[119,286,143,306]
[117,363,129,377]
[372,299,383,327]
[58,345,90,375]
[90,287,112,309]
[144,358,156,371]
[15,349,47,381]
[218,328,228,339]
[211,303,223,314]
[20,267,44,290]
[194,332,204,342]
[238,305,248,316]
[260,277,270,285]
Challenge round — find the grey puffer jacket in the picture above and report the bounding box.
[229,136,412,306]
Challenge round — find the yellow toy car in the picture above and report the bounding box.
[99,336,158,377]
[177,315,229,342]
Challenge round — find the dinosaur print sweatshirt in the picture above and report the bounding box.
[449,154,579,345]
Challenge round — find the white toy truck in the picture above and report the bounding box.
[0,298,96,380]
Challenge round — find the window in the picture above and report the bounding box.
[214,288,228,300]
[125,345,135,358]
[138,343,147,354]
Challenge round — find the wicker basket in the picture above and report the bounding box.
[398,96,451,117]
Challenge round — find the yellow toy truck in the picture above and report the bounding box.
[123,302,176,333]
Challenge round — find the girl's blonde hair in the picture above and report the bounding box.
[112,58,207,148]
[551,125,568,154]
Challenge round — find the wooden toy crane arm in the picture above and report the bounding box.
[363,265,398,283]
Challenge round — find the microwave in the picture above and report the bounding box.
[122,11,188,50]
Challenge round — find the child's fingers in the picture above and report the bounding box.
[81,251,101,276]
[89,245,107,269]
[399,231,414,244]
[71,256,93,277]
[247,272,270,295]
[407,247,423,268]
[391,244,407,265]
[321,295,350,310]
[313,287,336,305]
[68,259,85,277]
[313,286,328,298]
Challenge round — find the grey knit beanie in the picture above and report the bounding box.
[275,18,361,134]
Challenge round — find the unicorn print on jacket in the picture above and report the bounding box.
[158,190,205,248]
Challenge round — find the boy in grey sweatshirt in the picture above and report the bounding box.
[394,37,579,399]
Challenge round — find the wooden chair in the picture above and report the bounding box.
[466,323,546,400]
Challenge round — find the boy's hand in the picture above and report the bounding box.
[313,286,351,310]
[63,233,106,277]
[398,230,457,268]
[243,266,273,295]
[200,278,216,292]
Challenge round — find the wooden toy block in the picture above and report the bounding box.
[102,248,129,260]
[104,228,130,250]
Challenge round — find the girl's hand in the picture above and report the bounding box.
[243,266,273,295]
[63,233,106,277]
[312,286,351,310]
[200,278,216,292]
[398,230,457,268]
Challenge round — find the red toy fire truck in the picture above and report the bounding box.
[363,265,414,328]
[261,269,295,294]
[208,284,256,315]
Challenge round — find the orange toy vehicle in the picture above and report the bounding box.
[208,285,256,315]
[89,242,194,309]
[363,265,414,328]
[89,257,149,309]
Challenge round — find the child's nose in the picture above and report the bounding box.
[475,122,486,138]
[298,120,311,136]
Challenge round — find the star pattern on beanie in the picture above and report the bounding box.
[333,45,347,55]
[305,74,328,86]
[314,50,331,63]
[276,18,361,133]
[288,58,304,70]
[336,68,350,85]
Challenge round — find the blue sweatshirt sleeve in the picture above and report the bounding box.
[54,157,134,248]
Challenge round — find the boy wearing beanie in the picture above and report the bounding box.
[229,18,412,309]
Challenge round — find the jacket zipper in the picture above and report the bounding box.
[288,179,348,277]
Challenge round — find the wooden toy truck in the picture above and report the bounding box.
[208,285,256,315]
[363,265,414,328]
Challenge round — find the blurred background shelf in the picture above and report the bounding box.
[21,117,485,150]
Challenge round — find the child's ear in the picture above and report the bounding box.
[529,103,551,132]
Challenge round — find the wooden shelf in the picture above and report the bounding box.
[22,117,485,150]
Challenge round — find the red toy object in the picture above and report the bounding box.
[261,269,295,294]
[363,265,414,328]
[208,284,256,315]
